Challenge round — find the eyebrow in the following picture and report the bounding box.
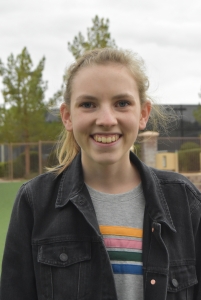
[76,95,98,102]
[76,93,135,102]
[111,93,135,100]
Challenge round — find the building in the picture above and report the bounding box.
[148,104,201,137]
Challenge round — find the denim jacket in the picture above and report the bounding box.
[0,152,201,300]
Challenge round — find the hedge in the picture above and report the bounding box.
[178,148,201,173]
[0,152,39,179]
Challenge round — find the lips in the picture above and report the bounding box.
[92,134,120,144]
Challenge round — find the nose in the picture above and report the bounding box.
[96,106,118,127]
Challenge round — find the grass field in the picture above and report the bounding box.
[0,181,25,272]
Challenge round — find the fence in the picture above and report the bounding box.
[157,137,201,173]
[0,141,56,180]
[0,136,201,180]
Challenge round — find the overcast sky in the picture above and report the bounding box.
[0,0,201,106]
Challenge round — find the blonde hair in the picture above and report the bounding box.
[49,48,172,174]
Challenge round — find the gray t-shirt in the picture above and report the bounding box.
[86,183,145,300]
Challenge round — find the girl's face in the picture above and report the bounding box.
[61,63,151,169]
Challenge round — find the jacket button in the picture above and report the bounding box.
[79,200,85,205]
[59,253,68,262]
[172,278,178,287]
[150,279,156,285]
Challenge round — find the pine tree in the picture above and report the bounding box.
[68,15,117,59]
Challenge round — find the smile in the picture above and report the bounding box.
[92,134,120,144]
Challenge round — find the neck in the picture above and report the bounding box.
[82,155,141,194]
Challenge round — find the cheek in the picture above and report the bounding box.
[122,112,141,129]
[71,117,87,137]
[75,117,85,129]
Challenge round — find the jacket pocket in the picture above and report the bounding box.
[167,265,198,300]
[38,240,91,300]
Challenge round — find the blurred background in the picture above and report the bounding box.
[0,0,201,271]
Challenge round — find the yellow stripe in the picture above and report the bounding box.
[99,225,142,238]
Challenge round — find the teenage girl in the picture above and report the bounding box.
[0,48,201,300]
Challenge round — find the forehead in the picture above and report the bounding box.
[75,62,133,78]
[71,63,138,93]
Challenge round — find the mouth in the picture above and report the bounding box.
[92,134,121,144]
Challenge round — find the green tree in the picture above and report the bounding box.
[0,47,61,175]
[51,16,117,109]
[68,15,117,59]
[0,47,61,142]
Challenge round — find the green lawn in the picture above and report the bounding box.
[0,181,26,272]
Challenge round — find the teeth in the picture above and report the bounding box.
[102,136,106,143]
[93,135,120,144]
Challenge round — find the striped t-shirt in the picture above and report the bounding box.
[86,183,145,300]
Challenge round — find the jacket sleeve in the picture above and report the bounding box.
[194,216,201,299]
[0,184,37,300]
[189,186,201,300]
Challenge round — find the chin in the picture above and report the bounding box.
[92,154,123,166]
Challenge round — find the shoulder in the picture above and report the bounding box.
[151,167,201,202]
[24,171,58,189]
[151,167,191,182]
[16,171,62,208]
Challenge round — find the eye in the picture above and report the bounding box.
[81,102,95,108]
[116,100,130,107]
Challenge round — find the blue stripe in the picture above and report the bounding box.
[112,264,143,275]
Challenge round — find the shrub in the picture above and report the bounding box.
[13,151,39,178]
[178,148,201,172]
[180,142,200,151]
[0,162,8,178]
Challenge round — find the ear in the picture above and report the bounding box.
[60,103,73,132]
[139,101,151,130]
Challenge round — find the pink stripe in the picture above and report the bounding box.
[104,238,142,250]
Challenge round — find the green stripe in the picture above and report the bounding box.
[108,251,142,262]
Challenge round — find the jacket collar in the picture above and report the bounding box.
[129,152,176,232]
[55,151,176,232]
[56,153,85,208]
